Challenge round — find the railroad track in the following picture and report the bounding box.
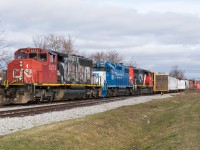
[0,97,129,118]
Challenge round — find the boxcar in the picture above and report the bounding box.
[189,80,195,89]
[177,79,186,91]
[196,81,200,89]
[169,76,178,91]
[154,74,178,93]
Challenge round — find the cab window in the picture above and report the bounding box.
[14,53,27,59]
[21,53,27,59]
[15,54,21,59]
[39,53,47,62]
[50,54,56,63]
[106,67,110,73]
[29,53,37,59]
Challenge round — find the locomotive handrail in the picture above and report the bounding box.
[3,80,9,88]
[40,83,101,87]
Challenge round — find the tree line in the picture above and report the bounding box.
[32,34,137,67]
[0,29,12,69]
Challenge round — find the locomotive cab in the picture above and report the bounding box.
[7,48,57,85]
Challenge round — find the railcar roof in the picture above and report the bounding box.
[45,49,87,59]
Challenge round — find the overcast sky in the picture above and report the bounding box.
[0,0,200,79]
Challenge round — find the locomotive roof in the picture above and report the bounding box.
[16,48,90,61]
[46,49,67,56]
[46,49,85,58]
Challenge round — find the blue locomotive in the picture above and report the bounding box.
[93,62,132,97]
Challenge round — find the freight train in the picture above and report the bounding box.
[0,48,199,105]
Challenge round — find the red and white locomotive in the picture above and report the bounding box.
[2,48,101,104]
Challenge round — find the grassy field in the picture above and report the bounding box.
[0,91,200,150]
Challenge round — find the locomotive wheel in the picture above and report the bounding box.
[83,89,90,99]
[92,90,98,99]
[125,89,129,96]
[40,94,45,102]
[112,89,117,97]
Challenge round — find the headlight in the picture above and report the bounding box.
[20,61,23,67]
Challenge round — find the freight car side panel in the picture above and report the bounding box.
[154,74,168,92]
[184,80,189,89]
[168,76,178,91]
[189,80,195,89]
[196,81,200,89]
[178,79,186,90]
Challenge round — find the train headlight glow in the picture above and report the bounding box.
[19,61,23,67]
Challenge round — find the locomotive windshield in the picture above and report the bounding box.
[15,52,47,62]
[15,53,27,59]
[29,53,37,59]
[29,53,47,62]
[39,53,47,61]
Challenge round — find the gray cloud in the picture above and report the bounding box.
[0,0,200,79]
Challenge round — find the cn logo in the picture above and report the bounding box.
[49,65,56,71]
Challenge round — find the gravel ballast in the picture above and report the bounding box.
[0,94,172,136]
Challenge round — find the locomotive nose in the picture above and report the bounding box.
[13,69,23,81]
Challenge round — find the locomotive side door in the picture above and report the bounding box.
[48,53,57,83]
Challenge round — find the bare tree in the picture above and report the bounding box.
[0,28,12,69]
[106,50,124,64]
[169,65,185,79]
[90,51,106,62]
[33,34,77,55]
[123,59,137,67]
[32,35,47,49]
[62,35,77,54]
[44,34,63,51]
[90,50,124,64]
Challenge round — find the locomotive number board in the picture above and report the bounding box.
[30,49,41,53]
[18,49,42,53]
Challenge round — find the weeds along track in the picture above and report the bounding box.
[0,97,129,118]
